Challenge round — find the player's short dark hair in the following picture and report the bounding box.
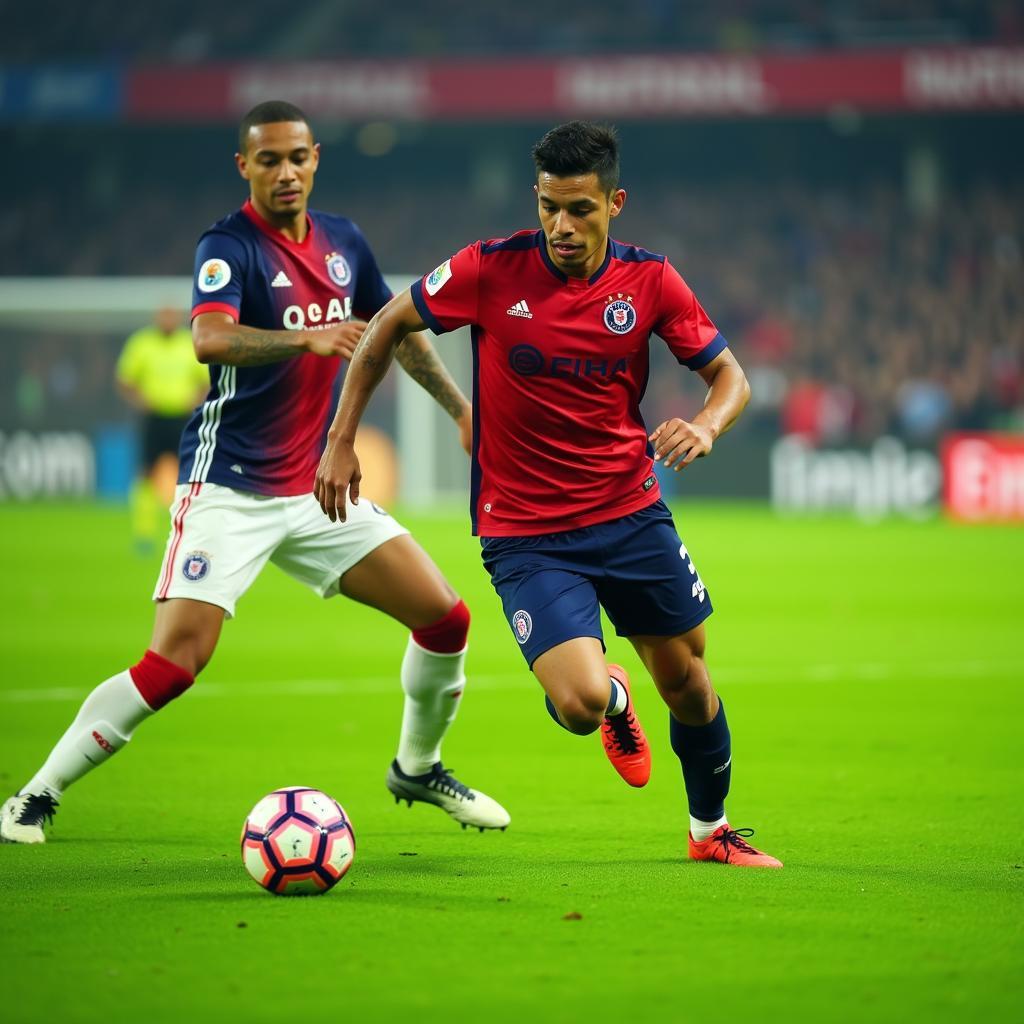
[531,120,620,193]
[238,100,311,152]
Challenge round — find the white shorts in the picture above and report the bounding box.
[153,482,409,618]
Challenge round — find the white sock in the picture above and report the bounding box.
[690,813,728,842]
[606,677,627,716]
[21,670,154,798]
[395,637,465,776]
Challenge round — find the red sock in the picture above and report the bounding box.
[129,650,194,711]
[412,599,471,654]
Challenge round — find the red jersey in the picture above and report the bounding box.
[410,229,726,537]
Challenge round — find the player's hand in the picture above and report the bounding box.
[649,418,713,470]
[307,322,366,359]
[314,434,361,522]
[456,408,473,456]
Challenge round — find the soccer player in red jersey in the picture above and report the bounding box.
[315,121,780,867]
[1,102,509,844]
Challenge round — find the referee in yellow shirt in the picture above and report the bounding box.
[116,307,209,551]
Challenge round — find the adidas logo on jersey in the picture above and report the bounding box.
[271,271,293,288]
[506,299,533,319]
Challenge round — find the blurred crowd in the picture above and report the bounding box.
[3,0,1021,62]
[638,180,1024,445]
[3,174,1021,447]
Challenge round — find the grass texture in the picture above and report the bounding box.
[1,502,1021,1022]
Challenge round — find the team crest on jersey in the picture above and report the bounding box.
[425,259,452,296]
[197,259,231,293]
[181,551,211,582]
[512,609,533,644]
[603,294,637,334]
[325,252,352,287]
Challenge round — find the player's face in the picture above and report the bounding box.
[235,121,320,224]
[535,172,626,279]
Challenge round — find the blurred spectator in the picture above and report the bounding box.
[896,377,954,441]
[115,308,208,551]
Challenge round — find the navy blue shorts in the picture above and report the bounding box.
[480,500,713,667]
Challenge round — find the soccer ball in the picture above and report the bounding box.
[240,786,355,895]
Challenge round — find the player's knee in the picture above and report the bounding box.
[411,598,470,654]
[662,657,709,699]
[129,649,195,711]
[150,625,217,678]
[556,692,606,735]
[672,651,702,690]
[661,657,716,723]
[653,637,706,696]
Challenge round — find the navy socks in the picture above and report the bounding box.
[669,698,732,821]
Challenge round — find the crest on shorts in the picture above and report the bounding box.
[512,609,533,644]
[603,293,636,334]
[182,551,211,582]
[325,252,352,287]
[197,258,231,293]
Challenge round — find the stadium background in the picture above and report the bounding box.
[1,4,1021,1023]
[2,1,1023,512]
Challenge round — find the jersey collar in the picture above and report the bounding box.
[537,231,613,287]
[242,199,315,250]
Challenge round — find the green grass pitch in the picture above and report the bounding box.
[0,501,1021,1023]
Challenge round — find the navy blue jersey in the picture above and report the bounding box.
[182,199,392,495]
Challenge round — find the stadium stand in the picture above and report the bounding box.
[1,0,1020,61]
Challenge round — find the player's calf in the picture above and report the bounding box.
[396,599,471,775]
[1,650,194,843]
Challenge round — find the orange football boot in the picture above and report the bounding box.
[688,825,783,868]
[600,664,651,788]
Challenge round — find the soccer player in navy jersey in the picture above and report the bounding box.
[1,101,509,844]
[315,120,780,867]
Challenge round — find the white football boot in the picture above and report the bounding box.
[386,761,510,832]
[1,792,59,844]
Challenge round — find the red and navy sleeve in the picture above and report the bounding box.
[409,243,481,336]
[351,227,393,321]
[191,230,247,321]
[655,260,727,369]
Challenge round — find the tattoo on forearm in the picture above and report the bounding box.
[225,329,297,365]
[396,340,465,420]
[352,328,386,374]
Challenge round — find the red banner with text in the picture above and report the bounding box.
[124,47,1024,121]
[942,433,1024,522]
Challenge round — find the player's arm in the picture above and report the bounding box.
[315,289,426,522]
[649,348,751,471]
[191,312,366,367]
[394,332,472,454]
